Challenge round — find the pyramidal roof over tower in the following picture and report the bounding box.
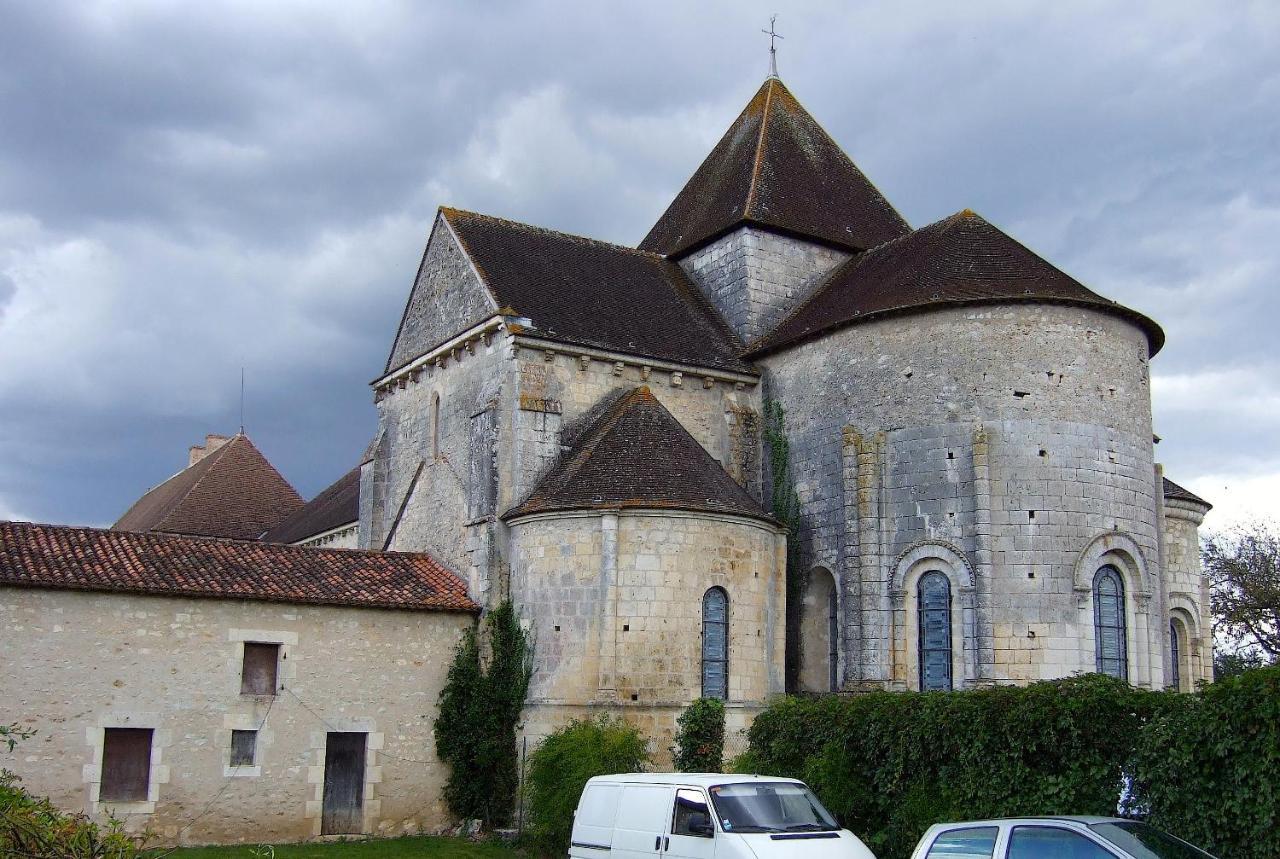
[639,77,911,257]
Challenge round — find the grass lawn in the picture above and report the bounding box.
[153,835,523,859]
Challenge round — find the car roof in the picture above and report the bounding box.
[931,816,1124,828]
[586,773,805,788]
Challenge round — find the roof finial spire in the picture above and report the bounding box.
[762,14,783,79]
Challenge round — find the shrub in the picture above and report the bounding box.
[434,601,531,827]
[1130,664,1280,859]
[672,698,726,773]
[524,716,649,857]
[746,675,1159,859]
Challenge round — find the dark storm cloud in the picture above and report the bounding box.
[1,0,1277,529]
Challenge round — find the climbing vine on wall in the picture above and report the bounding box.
[763,399,806,692]
[434,600,532,827]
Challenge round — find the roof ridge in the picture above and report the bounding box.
[441,206,668,260]
[743,77,777,221]
[149,433,242,533]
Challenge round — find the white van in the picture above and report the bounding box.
[569,773,876,859]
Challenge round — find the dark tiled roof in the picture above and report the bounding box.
[504,387,774,524]
[114,434,304,541]
[639,77,910,257]
[263,467,360,544]
[441,208,752,373]
[749,210,1165,357]
[0,521,476,612]
[1163,477,1212,510]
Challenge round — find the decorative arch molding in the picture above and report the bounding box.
[1167,592,1203,640]
[890,540,977,593]
[889,540,979,689]
[1072,531,1151,600]
[1073,530,1154,687]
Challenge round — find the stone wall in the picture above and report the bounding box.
[506,509,785,763]
[1,587,473,845]
[1161,496,1213,687]
[678,227,851,346]
[761,303,1169,689]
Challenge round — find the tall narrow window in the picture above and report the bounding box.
[702,587,729,700]
[918,571,952,691]
[1093,566,1128,679]
[828,587,839,692]
[430,393,441,461]
[100,728,152,802]
[1169,620,1182,691]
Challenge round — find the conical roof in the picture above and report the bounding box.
[749,210,1164,357]
[639,77,910,257]
[503,387,774,524]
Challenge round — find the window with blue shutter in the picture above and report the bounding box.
[702,587,728,700]
[1093,566,1127,679]
[918,571,952,691]
[1169,619,1182,691]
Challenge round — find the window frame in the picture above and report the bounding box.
[701,587,729,700]
[230,729,257,767]
[240,641,281,696]
[1005,824,1120,859]
[100,727,153,803]
[670,787,714,838]
[918,570,953,691]
[924,825,1000,859]
[1093,565,1128,680]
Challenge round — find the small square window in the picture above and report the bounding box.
[101,727,152,802]
[230,730,257,767]
[241,642,280,695]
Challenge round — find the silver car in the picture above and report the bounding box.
[909,816,1216,859]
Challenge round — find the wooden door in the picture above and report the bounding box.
[321,732,366,835]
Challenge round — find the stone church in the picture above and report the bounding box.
[361,73,1212,733]
[1,74,1213,842]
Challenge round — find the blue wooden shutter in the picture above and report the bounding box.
[918,572,953,691]
[1093,566,1127,679]
[702,588,728,699]
[1169,620,1181,691]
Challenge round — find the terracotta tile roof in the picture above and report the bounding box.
[441,209,752,374]
[114,434,305,541]
[504,387,775,525]
[1163,476,1212,510]
[0,520,477,612]
[639,77,910,257]
[748,210,1165,357]
[263,466,360,545]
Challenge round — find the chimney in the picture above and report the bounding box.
[188,433,232,467]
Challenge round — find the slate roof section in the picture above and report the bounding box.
[263,466,360,545]
[440,208,752,373]
[504,387,775,524]
[114,434,304,541]
[639,77,910,257]
[748,210,1165,357]
[0,521,477,612]
[1163,477,1212,510]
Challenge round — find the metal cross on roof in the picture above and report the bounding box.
[762,15,784,78]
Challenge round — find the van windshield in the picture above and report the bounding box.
[708,782,839,834]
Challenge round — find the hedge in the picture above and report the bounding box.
[672,698,726,773]
[745,670,1280,859]
[523,716,649,857]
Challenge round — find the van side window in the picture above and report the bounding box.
[926,826,998,858]
[671,788,712,837]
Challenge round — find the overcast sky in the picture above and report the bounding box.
[1,1,1277,533]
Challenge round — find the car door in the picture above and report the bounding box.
[665,787,717,859]
[613,784,677,859]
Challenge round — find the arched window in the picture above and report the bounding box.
[918,571,952,691]
[1169,619,1182,691]
[1093,566,1127,679]
[701,587,728,700]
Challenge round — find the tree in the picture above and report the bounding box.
[1204,521,1280,661]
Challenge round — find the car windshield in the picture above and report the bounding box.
[707,782,839,833]
[1089,821,1216,859]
